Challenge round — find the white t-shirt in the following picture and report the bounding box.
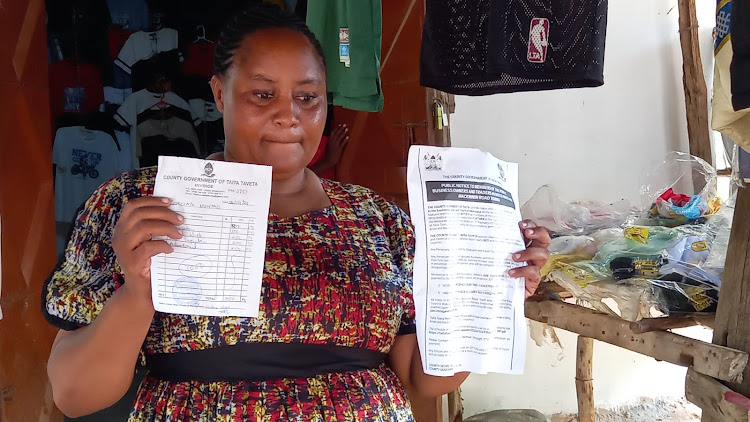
[188,99,223,124]
[53,127,123,222]
[115,89,192,167]
[104,87,133,105]
[115,28,183,74]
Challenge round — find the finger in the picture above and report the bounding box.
[130,240,174,277]
[523,227,551,248]
[120,206,184,233]
[120,220,183,250]
[512,247,550,265]
[519,219,538,230]
[121,196,172,217]
[509,265,542,284]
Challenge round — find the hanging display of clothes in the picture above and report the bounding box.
[420,0,608,95]
[712,0,750,153]
[53,126,126,223]
[306,0,384,112]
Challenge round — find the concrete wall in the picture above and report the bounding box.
[449,0,717,416]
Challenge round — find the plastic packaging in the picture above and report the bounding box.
[521,185,632,236]
[536,152,732,319]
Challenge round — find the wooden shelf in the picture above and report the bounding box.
[525,300,748,383]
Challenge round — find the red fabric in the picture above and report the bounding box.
[109,27,135,60]
[181,43,216,78]
[309,135,336,180]
[48,59,104,120]
[658,188,692,206]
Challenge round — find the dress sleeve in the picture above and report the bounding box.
[42,178,124,331]
[384,203,417,336]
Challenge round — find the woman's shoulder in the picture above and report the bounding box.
[323,179,409,221]
[96,167,157,203]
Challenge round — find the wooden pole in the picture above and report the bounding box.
[447,388,464,422]
[677,0,712,164]
[576,336,595,422]
[709,186,750,399]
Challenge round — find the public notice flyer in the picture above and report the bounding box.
[407,146,527,376]
[150,156,272,317]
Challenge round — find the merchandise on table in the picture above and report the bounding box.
[530,152,732,321]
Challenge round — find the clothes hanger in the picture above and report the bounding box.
[194,25,214,44]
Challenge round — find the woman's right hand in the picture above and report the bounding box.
[112,196,184,303]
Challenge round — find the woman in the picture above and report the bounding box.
[44,4,550,421]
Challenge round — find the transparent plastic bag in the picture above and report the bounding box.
[638,151,718,218]
[521,185,632,236]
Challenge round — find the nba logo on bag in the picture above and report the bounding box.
[527,18,549,63]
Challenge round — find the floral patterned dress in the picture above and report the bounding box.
[44,167,417,421]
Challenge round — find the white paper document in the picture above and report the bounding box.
[407,146,527,376]
[150,156,272,317]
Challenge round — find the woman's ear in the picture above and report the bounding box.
[211,75,225,113]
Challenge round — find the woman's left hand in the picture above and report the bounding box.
[509,219,551,299]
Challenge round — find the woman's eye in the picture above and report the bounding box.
[254,92,273,100]
[297,94,317,102]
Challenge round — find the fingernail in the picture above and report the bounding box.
[177,215,185,222]
[521,222,528,228]
[509,269,517,276]
[527,229,535,235]
[513,254,522,260]
[161,197,170,204]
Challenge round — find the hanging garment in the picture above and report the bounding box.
[731,0,750,111]
[103,87,133,105]
[49,59,105,125]
[307,0,383,112]
[712,0,750,152]
[130,50,183,92]
[182,43,217,78]
[420,0,608,95]
[115,28,183,75]
[115,89,192,167]
[189,99,224,155]
[53,127,125,222]
[136,117,200,158]
[139,135,200,167]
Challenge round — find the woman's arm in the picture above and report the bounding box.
[47,196,182,417]
[388,334,470,397]
[47,287,155,417]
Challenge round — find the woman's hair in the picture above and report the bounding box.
[214,2,326,77]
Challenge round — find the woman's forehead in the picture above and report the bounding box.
[232,29,323,71]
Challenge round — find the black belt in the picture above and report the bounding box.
[146,342,387,383]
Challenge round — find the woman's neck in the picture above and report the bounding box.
[208,151,310,197]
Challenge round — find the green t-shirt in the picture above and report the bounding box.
[306,0,383,112]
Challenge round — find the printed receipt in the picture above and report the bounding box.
[407,146,527,376]
[150,156,272,317]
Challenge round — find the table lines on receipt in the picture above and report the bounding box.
[157,204,256,310]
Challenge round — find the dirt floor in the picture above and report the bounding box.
[549,398,701,422]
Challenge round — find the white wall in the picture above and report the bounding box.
[449,0,717,416]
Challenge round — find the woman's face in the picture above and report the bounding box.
[211,28,327,180]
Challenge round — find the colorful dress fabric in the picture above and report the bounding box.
[43,167,417,421]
